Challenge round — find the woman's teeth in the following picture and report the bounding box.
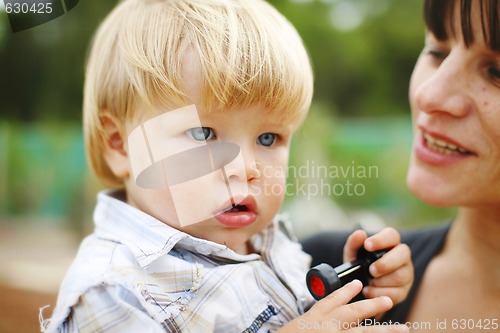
[424,133,469,155]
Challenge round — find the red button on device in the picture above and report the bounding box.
[309,275,325,298]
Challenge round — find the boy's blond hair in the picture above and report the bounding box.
[84,0,314,188]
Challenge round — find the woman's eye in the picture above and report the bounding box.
[488,65,500,81]
[257,133,277,147]
[186,127,215,141]
[426,49,448,63]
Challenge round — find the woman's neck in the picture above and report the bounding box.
[445,207,500,284]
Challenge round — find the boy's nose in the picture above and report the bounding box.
[242,159,261,182]
[222,145,261,183]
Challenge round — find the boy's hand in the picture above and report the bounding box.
[279,280,409,333]
[344,228,413,306]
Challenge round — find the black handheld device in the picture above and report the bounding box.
[306,247,387,301]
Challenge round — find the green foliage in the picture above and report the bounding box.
[270,0,425,118]
[0,0,118,121]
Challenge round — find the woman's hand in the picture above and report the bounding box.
[343,228,414,306]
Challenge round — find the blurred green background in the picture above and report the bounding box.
[0,0,455,230]
[0,1,457,331]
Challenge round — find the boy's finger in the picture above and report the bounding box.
[343,229,367,262]
[364,227,400,252]
[369,243,411,277]
[322,279,364,307]
[350,324,410,333]
[335,296,393,327]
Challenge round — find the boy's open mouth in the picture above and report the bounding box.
[225,204,249,212]
[214,196,257,227]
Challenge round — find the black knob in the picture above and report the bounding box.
[306,248,388,301]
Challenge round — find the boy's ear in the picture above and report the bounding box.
[100,112,130,179]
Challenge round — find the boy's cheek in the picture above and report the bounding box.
[258,161,288,181]
[253,162,287,189]
[125,185,182,225]
[249,178,287,213]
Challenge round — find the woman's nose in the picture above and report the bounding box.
[411,50,474,118]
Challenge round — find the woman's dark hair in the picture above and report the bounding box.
[424,0,499,50]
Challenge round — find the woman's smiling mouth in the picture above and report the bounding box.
[415,129,478,166]
[423,132,474,156]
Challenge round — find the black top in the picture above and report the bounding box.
[300,223,451,323]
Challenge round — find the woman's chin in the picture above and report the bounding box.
[406,171,457,208]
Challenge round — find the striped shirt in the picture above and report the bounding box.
[42,191,314,332]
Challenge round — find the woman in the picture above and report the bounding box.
[303,0,500,331]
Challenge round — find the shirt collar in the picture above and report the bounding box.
[93,190,264,268]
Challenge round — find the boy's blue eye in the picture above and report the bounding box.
[186,127,215,141]
[257,133,276,146]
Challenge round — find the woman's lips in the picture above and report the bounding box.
[415,129,477,166]
[214,196,257,227]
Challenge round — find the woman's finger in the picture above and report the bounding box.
[362,286,408,306]
[368,263,413,288]
[364,227,400,252]
[344,230,368,262]
[369,243,411,278]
